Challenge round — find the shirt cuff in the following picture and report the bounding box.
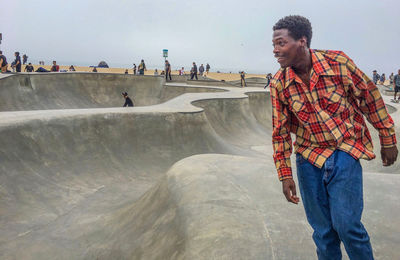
[379,134,397,148]
[278,167,293,181]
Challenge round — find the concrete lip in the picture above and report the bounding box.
[0,73,398,259]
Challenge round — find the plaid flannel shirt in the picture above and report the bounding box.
[270,49,397,181]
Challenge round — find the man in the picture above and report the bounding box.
[191,62,198,80]
[13,52,21,72]
[50,61,59,72]
[24,63,34,72]
[206,63,210,75]
[133,63,137,75]
[165,60,172,81]
[372,70,380,84]
[0,51,8,73]
[240,71,246,87]
[394,69,400,102]
[122,92,134,107]
[270,15,397,259]
[199,64,205,76]
[138,59,146,75]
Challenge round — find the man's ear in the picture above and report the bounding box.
[300,36,307,47]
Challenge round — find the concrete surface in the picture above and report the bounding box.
[0,73,399,259]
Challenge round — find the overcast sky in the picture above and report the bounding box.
[1,0,399,74]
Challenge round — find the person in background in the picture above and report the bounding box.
[190,62,198,80]
[380,73,386,85]
[92,67,97,72]
[133,63,137,75]
[240,71,246,87]
[13,52,22,72]
[154,69,159,75]
[179,67,185,75]
[389,72,394,85]
[35,67,49,72]
[165,60,172,81]
[199,64,205,76]
[372,70,380,84]
[206,63,210,76]
[50,61,59,72]
[264,73,272,89]
[0,51,8,73]
[22,54,28,65]
[393,69,400,102]
[125,69,129,74]
[122,92,134,107]
[69,65,76,71]
[138,59,146,75]
[24,63,34,72]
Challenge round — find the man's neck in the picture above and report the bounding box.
[291,48,312,76]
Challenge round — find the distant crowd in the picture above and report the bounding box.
[0,51,213,81]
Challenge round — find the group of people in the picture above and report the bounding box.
[0,51,22,72]
[372,70,397,85]
[373,70,400,102]
[131,60,147,75]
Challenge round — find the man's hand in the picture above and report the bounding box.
[282,179,300,204]
[381,146,398,166]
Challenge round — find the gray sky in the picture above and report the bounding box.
[1,0,399,74]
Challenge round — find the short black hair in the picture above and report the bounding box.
[273,15,312,48]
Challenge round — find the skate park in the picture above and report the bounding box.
[0,72,399,259]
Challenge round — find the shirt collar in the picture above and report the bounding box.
[282,49,335,89]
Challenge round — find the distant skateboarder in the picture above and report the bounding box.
[122,92,134,107]
[206,63,210,75]
[372,70,380,84]
[393,69,400,103]
[240,71,246,87]
[190,62,198,80]
[264,73,272,89]
[165,60,172,81]
[270,15,397,259]
[13,52,21,72]
[199,64,205,76]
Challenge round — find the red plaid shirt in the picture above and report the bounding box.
[270,49,397,181]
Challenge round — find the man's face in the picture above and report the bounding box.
[373,71,377,75]
[53,61,56,65]
[272,29,303,68]
[398,69,400,75]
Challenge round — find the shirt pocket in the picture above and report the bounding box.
[321,86,346,115]
[289,98,310,124]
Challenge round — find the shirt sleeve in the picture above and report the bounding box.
[346,58,397,148]
[270,81,294,181]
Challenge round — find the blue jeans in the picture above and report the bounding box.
[296,150,374,260]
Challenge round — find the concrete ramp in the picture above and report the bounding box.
[0,73,399,259]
